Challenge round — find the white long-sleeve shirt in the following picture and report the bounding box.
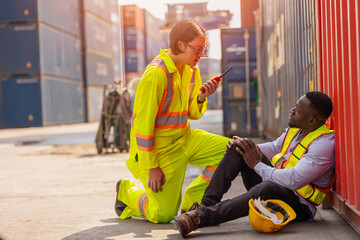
[254,128,335,219]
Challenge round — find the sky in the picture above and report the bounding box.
[119,0,241,59]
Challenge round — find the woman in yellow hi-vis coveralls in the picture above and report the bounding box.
[115,19,230,223]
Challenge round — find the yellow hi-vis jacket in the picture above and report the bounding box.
[129,49,207,170]
[271,124,334,205]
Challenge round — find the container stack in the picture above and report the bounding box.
[143,9,168,64]
[110,0,123,82]
[0,0,84,128]
[121,5,145,85]
[221,27,258,137]
[80,0,114,122]
[197,58,222,109]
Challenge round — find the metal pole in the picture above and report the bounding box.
[244,28,251,134]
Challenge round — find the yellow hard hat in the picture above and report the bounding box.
[248,198,297,233]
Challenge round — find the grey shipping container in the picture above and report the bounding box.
[0,76,84,129]
[87,86,104,122]
[83,51,114,86]
[83,13,113,53]
[42,77,84,125]
[81,0,111,22]
[257,0,318,139]
[221,27,258,137]
[0,23,82,80]
[0,0,80,36]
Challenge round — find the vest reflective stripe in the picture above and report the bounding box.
[151,58,175,116]
[138,193,149,220]
[271,124,334,205]
[155,114,188,127]
[136,133,154,152]
[201,166,216,182]
[188,68,196,105]
[151,57,192,129]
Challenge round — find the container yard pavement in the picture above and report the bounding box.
[0,111,359,240]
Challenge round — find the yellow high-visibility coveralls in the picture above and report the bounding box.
[118,49,229,223]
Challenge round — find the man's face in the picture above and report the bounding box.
[288,95,316,129]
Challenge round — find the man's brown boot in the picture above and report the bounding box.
[174,210,204,238]
[181,202,205,214]
[188,202,205,211]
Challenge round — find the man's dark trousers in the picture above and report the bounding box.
[197,142,312,226]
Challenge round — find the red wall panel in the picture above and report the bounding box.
[318,0,360,211]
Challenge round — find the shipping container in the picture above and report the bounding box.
[82,0,111,22]
[124,50,146,73]
[42,77,84,125]
[111,6,122,78]
[0,76,42,128]
[83,13,113,53]
[0,0,80,36]
[197,58,222,109]
[0,76,84,128]
[317,0,360,233]
[143,9,163,38]
[221,28,258,137]
[123,27,145,50]
[221,27,257,62]
[83,51,114,86]
[121,5,144,29]
[0,23,81,79]
[240,0,259,27]
[257,0,318,139]
[87,85,104,122]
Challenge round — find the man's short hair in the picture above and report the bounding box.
[306,91,333,119]
[169,19,206,55]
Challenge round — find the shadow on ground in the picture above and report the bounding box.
[61,218,180,240]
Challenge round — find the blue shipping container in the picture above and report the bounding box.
[0,76,42,128]
[84,13,113,53]
[221,27,256,62]
[124,50,146,73]
[124,27,145,50]
[84,51,114,86]
[222,61,257,82]
[223,99,258,136]
[0,76,85,128]
[0,0,80,36]
[0,24,81,79]
[221,27,258,137]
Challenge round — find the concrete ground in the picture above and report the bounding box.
[0,110,359,240]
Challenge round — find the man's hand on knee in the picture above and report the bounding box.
[235,138,262,169]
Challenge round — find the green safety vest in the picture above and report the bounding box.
[271,124,334,205]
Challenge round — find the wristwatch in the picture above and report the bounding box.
[197,95,206,104]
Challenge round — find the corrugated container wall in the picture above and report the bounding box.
[0,0,80,36]
[257,0,318,139]
[121,5,145,85]
[110,0,123,80]
[221,27,258,137]
[0,0,84,128]
[80,0,114,122]
[317,0,360,231]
